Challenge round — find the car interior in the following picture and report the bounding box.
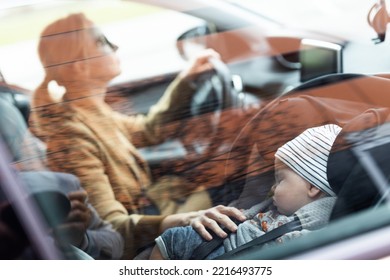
[2,0,390,260]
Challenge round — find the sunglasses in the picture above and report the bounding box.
[95,34,118,52]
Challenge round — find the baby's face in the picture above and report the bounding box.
[272,159,313,216]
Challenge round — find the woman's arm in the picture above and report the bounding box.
[118,49,222,147]
[161,205,246,241]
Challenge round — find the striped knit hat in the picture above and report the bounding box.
[275,124,342,197]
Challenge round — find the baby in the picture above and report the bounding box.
[150,124,341,259]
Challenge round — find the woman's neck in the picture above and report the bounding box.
[63,83,108,107]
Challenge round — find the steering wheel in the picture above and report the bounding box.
[180,58,244,159]
[190,57,237,117]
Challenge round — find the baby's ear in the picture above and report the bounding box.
[307,185,322,198]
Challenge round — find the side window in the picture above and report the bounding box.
[101,3,206,84]
[0,1,205,90]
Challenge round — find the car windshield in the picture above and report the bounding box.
[1,0,390,262]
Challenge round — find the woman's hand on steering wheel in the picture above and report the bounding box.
[179,48,222,81]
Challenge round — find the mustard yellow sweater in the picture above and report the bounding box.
[30,77,198,259]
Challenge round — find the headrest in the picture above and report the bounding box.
[0,86,31,124]
[0,97,28,161]
[327,108,390,220]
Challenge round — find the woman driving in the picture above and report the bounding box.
[30,13,245,259]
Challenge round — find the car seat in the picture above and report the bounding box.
[0,86,45,164]
[327,108,390,221]
[225,73,390,210]
[0,84,30,124]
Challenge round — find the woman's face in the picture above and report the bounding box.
[79,27,121,82]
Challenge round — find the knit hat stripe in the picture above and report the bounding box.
[299,132,332,158]
[286,134,331,169]
[292,137,329,167]
[280,142,327,179]
[275,124,342,197]
[276,148,331,194]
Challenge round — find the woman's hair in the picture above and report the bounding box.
[38,13,93,74]
[33,14,96,104]
[30,13,95,137]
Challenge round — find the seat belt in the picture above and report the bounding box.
[215,215,302,259]
[190,215,301,260]
[189,217,242,260]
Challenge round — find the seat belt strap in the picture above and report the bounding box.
[189,218,240,260]
[190,215,301,260]
[214,215,302,259]
[189,231,226,260]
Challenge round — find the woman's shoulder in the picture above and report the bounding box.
[32,105,95,140]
